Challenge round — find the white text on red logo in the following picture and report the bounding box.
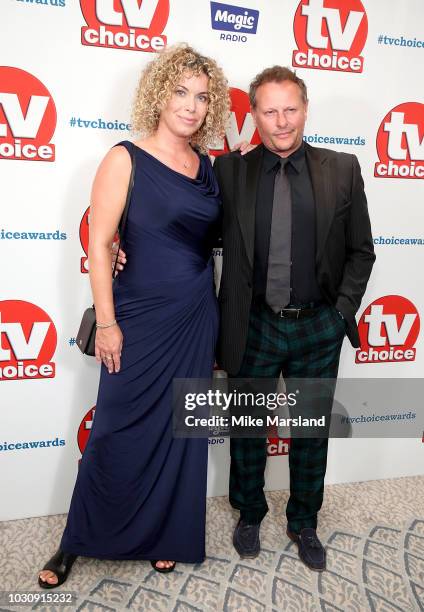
[374,103,424,179]
[0,301,57,381]
[0,67,56,162]
[356,296,420,363]
[80,0,168,52]
[209,88,261,157]
[292,0,367,74]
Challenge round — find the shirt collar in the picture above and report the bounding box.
[263,141,306,174]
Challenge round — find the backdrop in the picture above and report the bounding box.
[1,0,423,521]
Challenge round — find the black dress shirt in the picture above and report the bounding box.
[253,142,322,305]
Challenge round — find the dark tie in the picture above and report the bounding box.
[266,159,292,313]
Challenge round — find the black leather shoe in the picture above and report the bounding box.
[233,519,260,558]
[38,549,77,589]
[287,528,326,571]
[150,560,176,573]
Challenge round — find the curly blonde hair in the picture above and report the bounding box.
[131,43,230,152]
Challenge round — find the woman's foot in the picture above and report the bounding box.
[38,550,77,589]
[38,570,59,587]
[151,560,176,573]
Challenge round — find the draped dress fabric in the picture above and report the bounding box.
[60,141,221,563]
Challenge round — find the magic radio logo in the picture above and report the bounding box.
[80,0,169,52]
[0,67,56,162]
[292,0,368,73]
[209,87,261,157]
[0,300,57,381]
[210,1,259,43]
[356,295,420,364]
[374,103,424,179]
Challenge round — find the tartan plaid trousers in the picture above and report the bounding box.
[229,301,345,533]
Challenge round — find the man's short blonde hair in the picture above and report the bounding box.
[249,66,308,107]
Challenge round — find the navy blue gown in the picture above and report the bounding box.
[61,141,220,563]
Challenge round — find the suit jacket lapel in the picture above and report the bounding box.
[305,143,336,264]
[236,144,264,269]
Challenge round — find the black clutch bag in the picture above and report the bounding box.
[76,144,136,356]
[76,306,97,355]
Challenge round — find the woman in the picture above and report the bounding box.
[38,43,229,587]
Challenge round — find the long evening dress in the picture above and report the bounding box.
[60,141,220,563]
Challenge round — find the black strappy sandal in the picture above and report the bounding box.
[38,549,77,589]
[150,560,176,573]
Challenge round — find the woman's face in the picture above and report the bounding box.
[159,71,209,139]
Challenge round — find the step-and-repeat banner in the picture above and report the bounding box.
[1,0,423,520]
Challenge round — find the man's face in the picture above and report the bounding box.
[251,80,308,157]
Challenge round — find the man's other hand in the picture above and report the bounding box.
[111,242,127,276]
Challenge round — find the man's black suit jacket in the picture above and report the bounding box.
[213,143,376,377]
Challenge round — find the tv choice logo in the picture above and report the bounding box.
[210,1,259,43]
[0,300,57,381]
[267,436,290,456]
[356,296,420,364]
[0,67,56,162]
[80,206,90,273]
[79,206,119,273]
[77,405,96,454]
[80,0,169,52]
[292,0,368,73]
[374,103,424,179]
[209,88,261,156]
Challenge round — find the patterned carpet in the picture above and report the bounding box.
[1,476,423,611]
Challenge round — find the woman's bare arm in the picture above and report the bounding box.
[88,145,132,372]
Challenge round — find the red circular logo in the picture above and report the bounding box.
[374,102,424,179]
[356,295,420,364]
[0,300,57,380]
[80,0,169,52]
[79,206,119,273]
[79,206,90,273]
[209,87,261,157]
[77,406,96,454]
[292,0,368,73]
[0,67,56,161]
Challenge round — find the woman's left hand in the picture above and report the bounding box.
[95,325,123,374]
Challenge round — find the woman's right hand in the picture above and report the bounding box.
[231,141,258,155]
[95,325,123,373]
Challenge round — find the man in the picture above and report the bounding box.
[213,66,375,571]
[115,65,375,571]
